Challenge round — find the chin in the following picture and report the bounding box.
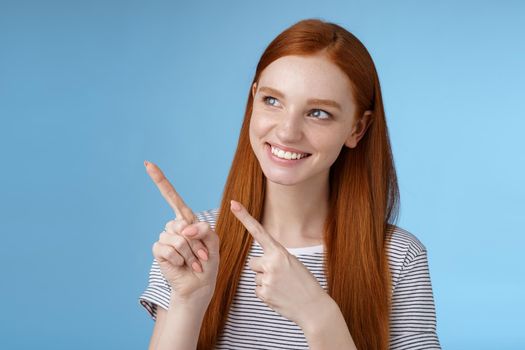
[261,168,303,186]
[266,176,298,186]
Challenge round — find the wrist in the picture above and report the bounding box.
[300,295,357,350]
[160,298,208,350]
[299,293,338,335]
[169,295,211,314]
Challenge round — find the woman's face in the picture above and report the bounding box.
[249,53,371,186]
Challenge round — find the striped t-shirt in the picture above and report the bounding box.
[139,208,441,349]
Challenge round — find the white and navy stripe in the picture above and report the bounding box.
[139,208,441,349]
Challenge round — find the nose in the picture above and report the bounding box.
[275,112,304,143]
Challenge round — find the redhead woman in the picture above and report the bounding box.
[139,18,441,350]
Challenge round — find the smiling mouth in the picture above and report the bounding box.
[266,142,312,160]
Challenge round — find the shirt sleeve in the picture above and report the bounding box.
[138,257,172,321]
[389,243,442,350]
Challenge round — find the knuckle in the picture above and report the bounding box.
[165,246,177,260]
[164,220,176,232]
[173,219,189,233]
[172,235,186,251]
[174,255,184,266]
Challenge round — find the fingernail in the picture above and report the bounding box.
[144,160,149,167]
[192,261,202,273]
[183,227,197,237]
[230,200,241,212]
[197,249,208,261]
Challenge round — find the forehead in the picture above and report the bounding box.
[257,54,354,104]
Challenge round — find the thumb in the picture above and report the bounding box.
[181,221,219,252]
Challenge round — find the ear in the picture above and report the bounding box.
[344,110,373,149]
[251,82,257,99]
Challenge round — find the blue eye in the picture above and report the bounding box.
[309,109,332,120]
[261,95,332,120]
[262,95,280,107]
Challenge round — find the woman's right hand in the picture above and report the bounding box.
[145,161,220,307]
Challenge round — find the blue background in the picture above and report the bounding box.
[1,0,523,348]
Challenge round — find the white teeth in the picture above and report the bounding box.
[270,145,309,160]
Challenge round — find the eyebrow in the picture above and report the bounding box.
[258,86,342,111]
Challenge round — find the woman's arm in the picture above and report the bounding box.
[148,307,167,350]
[149,298,207,350]
[301,294,358,350]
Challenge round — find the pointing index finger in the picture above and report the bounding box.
[230,200,280,252]
[144,161,195,224]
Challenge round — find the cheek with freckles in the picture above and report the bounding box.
[251,111,274,133]
[249,114,270,152]
[249,114,281,176]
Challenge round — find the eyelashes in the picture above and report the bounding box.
[261,95,332,120]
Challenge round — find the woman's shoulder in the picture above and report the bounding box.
[385,223,427,258]
[384,224,431,289]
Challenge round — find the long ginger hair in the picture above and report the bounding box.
[197,18,400,350]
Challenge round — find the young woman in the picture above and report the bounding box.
[139,18,441,350]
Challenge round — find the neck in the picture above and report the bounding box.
[261,171,329,247]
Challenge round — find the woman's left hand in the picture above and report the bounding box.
[229,199,331,328]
